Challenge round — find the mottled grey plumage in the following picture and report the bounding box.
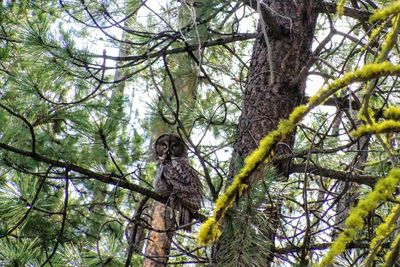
[154,134,203,231]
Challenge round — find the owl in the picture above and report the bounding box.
[154,133,203,232]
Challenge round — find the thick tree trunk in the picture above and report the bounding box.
[221,1,318,265]
[230,1,317,176]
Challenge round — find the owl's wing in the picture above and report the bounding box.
[162,158,203,212]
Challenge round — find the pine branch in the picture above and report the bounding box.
[274,241,388,254]
[289,163,378,186]
[316,1,371,21]
[91,33,257,63]
[0,142,163,202]
[0,142,207,221]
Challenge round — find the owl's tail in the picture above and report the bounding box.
[178,205,193,232]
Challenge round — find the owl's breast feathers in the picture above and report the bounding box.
[157,157,203,213]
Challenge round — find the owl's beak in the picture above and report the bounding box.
[162,149,171,160]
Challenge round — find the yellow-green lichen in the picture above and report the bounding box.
[370,1,400,23]
[197,61,400,247]
[317,228,357,267]
[369,23,384,45]
[214,192,230,213]
[384,230,400,264]
[384,106,400,120]
[312,62,400,108]
[197,217,221,246]
[357,107,376,123]
[318,168,400,267]
[289,105,308,123]
[336,0,346,16]
[352,120,400,137]
[376,15,400,62]
[365,204,399,264]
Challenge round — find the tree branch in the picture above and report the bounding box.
[0,142,164,202]
[317,1,371,21]
[289,163,378,186]
[274,241,385,254]
[302,95,362,110]
[0,142,207,221]
[94,33,257,62]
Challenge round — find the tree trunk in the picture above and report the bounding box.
[142,202,174,267]
[220,1,318,265]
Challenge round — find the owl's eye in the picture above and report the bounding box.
[162,143,168,149]
[171,144,176,150]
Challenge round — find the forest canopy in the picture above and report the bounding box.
[0,0,400,266]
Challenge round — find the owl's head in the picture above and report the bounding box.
[155,133,186,159]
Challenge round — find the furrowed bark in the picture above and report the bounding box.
[143,202,173,267]
[218,1,319,265]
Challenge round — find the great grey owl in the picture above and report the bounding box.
[154,133,203,231]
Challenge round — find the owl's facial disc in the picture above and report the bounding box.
[171,144,176,152]
[159,141,170,160]
[162,142,168,151]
